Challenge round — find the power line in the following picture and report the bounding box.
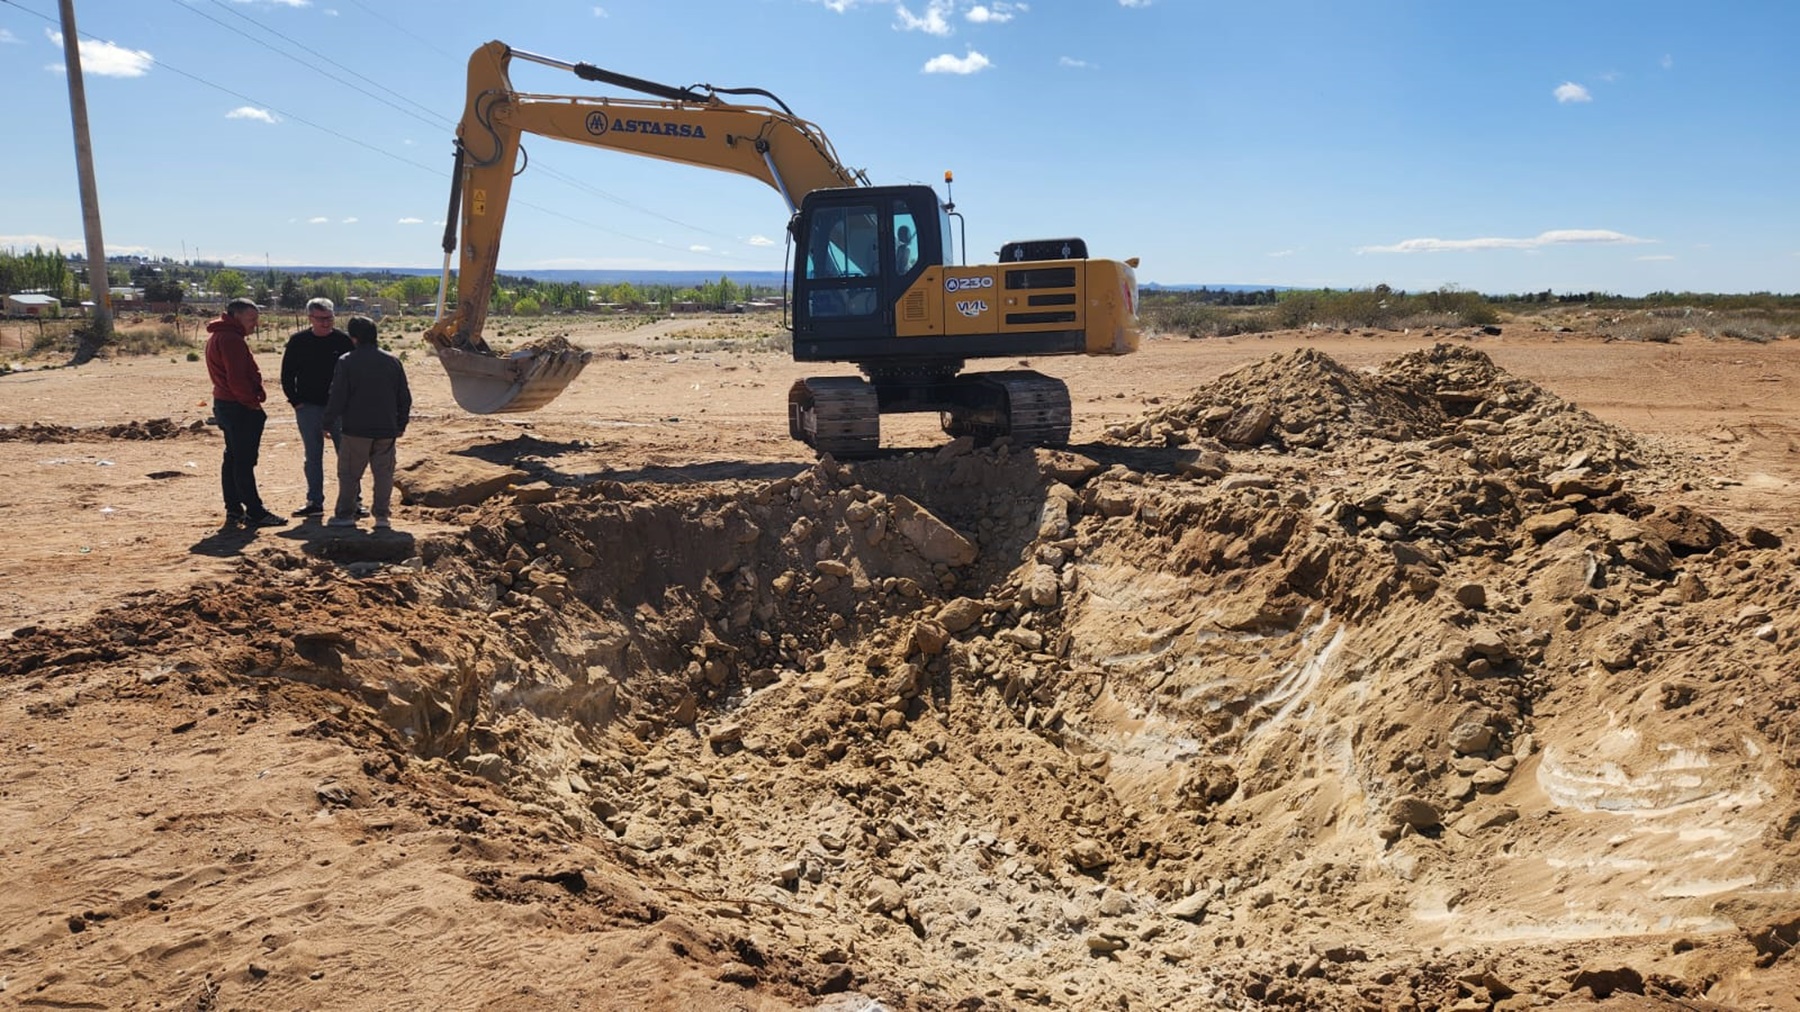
[1,0,763,264]
[174,0,449,132]
[339,0,460,62]
[170,0,745,243]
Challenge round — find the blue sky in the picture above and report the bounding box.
[2,0,1795,295]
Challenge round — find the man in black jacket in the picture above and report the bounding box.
[279,297,354,516]
[322,316,411,531]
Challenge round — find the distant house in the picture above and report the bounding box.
[4,293,60,318]
[344,296,401,321]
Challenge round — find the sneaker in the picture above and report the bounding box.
[356,505,371,518]
[293,502,324,517]
[246,511,287,527]
[326,515,358,528]
[224,510,247,525]
[373,517,391,530]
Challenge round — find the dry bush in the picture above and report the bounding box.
[1598,317,1686,343]
[1588,308,1791,345]
[1143,303,1278,338]
[109,320,198,356]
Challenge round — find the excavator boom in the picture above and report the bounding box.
[425,40,866,412]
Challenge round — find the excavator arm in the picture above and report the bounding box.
[424,40,868,412]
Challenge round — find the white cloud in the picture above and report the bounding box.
[816,0,860,11]
[226,106,279,123]
[689,244,713,254]
[1359,229,1652,254]
[747,235,776,247]
[0,233,83,251]
[1059,56,1093,69]
[1,28,20,44]
[967,2,1025,24]
[308,216,330,224]
[1119,0,1151,7]
[1661,53,1674,70]
[45,30,153,78]
[593,6,608,16]
[398,217,425,225]
[1267,249,1294,258]
[232,0,311,7]
[897,0,955,35]
[923,50,992,74]
[1554,81,1591,104]
[341,217,358,224]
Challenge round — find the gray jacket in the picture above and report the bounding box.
[322,345,412,439]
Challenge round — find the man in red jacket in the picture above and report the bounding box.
[205,299,285,528]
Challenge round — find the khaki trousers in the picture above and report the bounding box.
[334,435,396,520]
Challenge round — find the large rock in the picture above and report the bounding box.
[892,496,977,566]
[398,454,530,508]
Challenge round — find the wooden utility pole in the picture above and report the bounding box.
[58,0,113,359]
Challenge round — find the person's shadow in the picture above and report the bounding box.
[280,523,421,564]
[188,523,258,557]
[188,521,418,561]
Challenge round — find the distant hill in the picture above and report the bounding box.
[269,266,789,287]
[260,267,1272,291]
[1139,282,1292,293]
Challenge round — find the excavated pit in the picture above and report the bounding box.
[5,345,1799,1010]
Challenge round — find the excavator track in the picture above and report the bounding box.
[788,377,880,458]
[941,370,1072,448]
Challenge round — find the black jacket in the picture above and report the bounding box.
[281,327,354,406]
[322,345,412,439]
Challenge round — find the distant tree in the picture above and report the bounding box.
[0,247,69,295]
[278,276,304,309]
[398,274,438,305]
[312,277,349,306]
[513,296,542,316]
[144,278,184,305]
[212,269,247,299]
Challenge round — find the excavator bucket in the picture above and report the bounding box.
[434,345,594,414]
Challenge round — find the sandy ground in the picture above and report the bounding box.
[1,316,1797,1010]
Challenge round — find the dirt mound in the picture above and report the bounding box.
[1110,343,1675,481]
[4,347,1799,1010]
[506,334,583,355]
[0,417,203,442]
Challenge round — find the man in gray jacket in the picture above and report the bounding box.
[322,315,412,530]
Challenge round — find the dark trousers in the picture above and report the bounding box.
[214,399,267,517]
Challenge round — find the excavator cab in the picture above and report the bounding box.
[792,184,943,344]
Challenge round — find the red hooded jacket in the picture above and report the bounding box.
[205,314,266,409]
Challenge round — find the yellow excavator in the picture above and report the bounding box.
[424,40,1141,456]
